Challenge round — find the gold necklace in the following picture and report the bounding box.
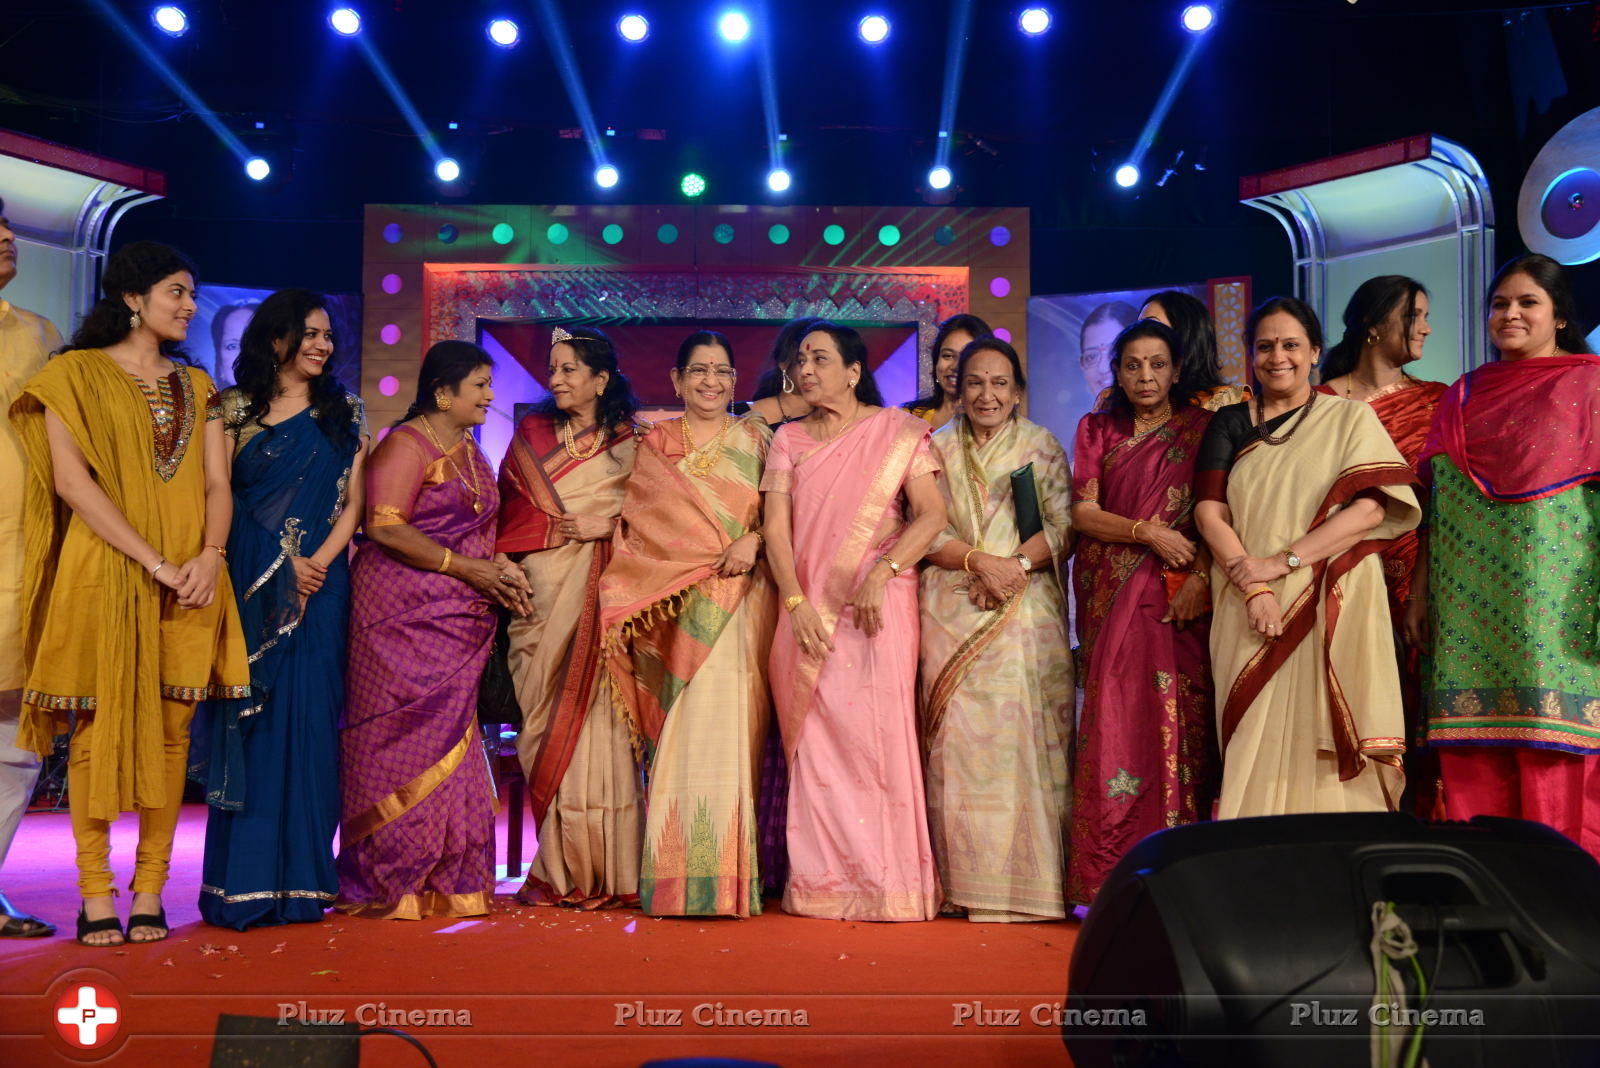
[680,414,733,477]
[417,416,483,513]
[811,403,864,444]
[561,417,607,461]
[1133,401,1172,435]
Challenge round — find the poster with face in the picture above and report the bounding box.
[191,284,362,393]
[1025,284,1210,456]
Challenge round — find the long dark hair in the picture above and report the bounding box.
[1319,275,1428,381]
[1488,253,1588,355]
[904,313,992,413]
[398,341,495,426]
[534,325,641,430]
[1245,296,1324,390]
[70,241,198,361]
[802,321,886,407]
[1103,319,1192,415]
[674,329,734,371]
[232,288,358,450]
[1142,290,1223,393]
[752,316,826,401]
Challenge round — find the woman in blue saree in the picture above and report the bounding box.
[197,289,367,929]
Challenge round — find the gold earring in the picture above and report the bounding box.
[129,311,142,331]
[435,391,453,412]
[1366,331,1380,346]
[597,382,605,396]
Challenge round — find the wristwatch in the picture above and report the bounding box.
[1013,553,1033,573]
[1282,548,1302,571]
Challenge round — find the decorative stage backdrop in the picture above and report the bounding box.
[360,204,1029,467]
[1027,277,1251,454]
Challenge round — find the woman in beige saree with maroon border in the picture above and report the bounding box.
[1196,298,1419,817]
[498,327,647,908]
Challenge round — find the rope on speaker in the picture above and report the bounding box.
[1369,900,1430,1068]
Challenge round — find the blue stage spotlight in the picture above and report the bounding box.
[1114,163,1140,188]
[927,165,953,190]
[718,11,751,43]
[858,15,890,43]
[766,167,792,193]
[1181,4,1215,33]
[618,13,649,42]
[244,157,271,181]
[328,7,361,35]
[1018,7,1051,35]
[594,164,620,189]
[151,6,188,36]
[487,18,520,46]
[435,157,462,183]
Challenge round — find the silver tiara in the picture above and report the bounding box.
[551,325,574,345]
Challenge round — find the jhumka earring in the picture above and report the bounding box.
[129,311,143,331]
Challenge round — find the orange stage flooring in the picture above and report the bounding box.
[0,806,1079,1066]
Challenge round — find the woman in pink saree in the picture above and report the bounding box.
[762,322,947,921]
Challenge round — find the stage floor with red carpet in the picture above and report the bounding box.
[0,806,1079,1066]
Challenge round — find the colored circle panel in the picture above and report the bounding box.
[491,223,515,245]
[602,224,624,245]
[822,224,845,246]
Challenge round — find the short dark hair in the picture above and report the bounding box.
[801,321,886,407]
[955,335,1027,393]
[674,330,734,372]
[399,340,495,425]
[1103,319,1192,415]
[1488,253,1587,355]
[1246,295,1324,352]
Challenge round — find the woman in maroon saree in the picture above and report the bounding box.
[1068,320,1218,906]
[337,343,531,919]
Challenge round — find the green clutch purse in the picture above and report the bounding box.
[1010,463,1043,543]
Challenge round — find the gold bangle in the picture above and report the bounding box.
[878,554,902,577]
[784,594,806,614]
[1130,520,1146,543]
[748,529,763,542]
[962,548,978,572]
[437,548,453,574]
[1244,586,1274,604]
[206,543,227,558]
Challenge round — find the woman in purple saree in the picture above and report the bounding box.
[336,343,531,919]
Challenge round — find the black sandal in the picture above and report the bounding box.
[126,905,170,943]
[76,906,125,947]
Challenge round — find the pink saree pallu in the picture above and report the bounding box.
[763,408,941,922]
[336,426,499,920]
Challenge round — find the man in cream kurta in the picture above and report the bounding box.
[0,202,62,937]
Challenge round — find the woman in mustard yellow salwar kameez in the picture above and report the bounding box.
[9,243,248,945]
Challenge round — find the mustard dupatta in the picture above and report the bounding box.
[10,349,242,819]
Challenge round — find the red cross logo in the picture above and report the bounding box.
[54,983,121,1049]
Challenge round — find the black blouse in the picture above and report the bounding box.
[1194,401,1301,503]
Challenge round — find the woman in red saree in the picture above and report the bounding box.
[601,331,774,917]
[499,326,648,908]
[1068,320,1218,905]
[762,322,947,921]
[1316,276,1447,816]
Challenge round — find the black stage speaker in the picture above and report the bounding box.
[1064,813,1600,1067]
[209,1014,359,1068]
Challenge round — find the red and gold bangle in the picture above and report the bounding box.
[1244,585,1274,605]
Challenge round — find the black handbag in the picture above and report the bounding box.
[477,607,522,728]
